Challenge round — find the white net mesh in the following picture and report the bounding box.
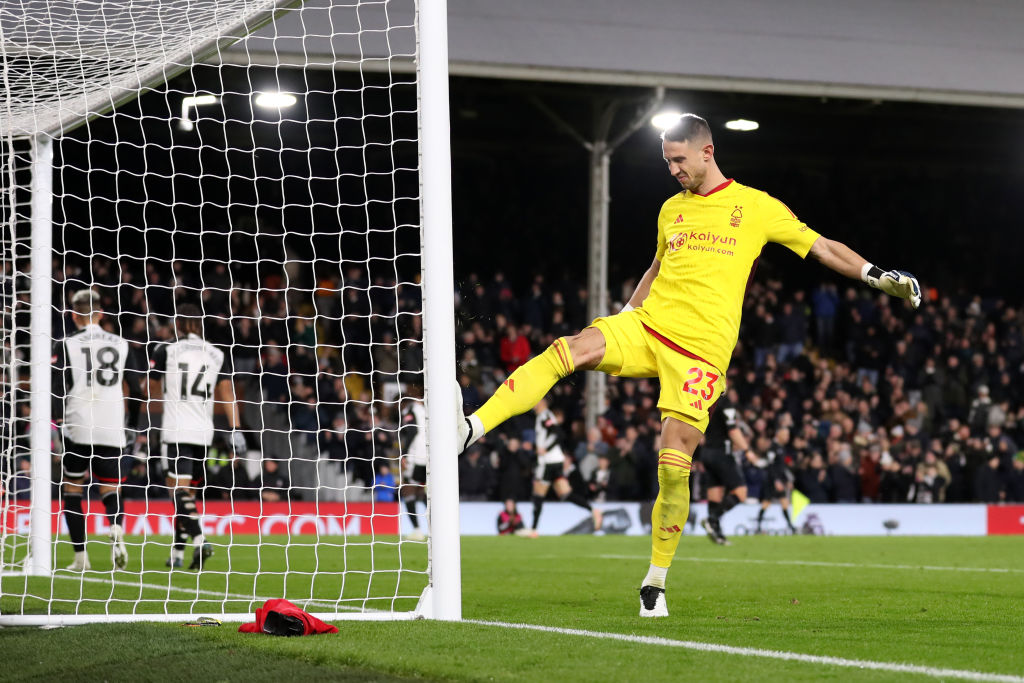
[0,0,437,622]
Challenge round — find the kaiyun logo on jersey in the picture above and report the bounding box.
[668,229,738,256]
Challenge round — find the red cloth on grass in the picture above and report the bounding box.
[238,598,339,635]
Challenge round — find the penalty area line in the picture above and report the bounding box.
[596,555,1024,575]
[468,620,1024,683]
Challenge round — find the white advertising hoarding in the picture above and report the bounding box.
[406,502,989,537]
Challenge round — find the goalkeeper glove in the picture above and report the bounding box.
[230,430,248,457]
[861,264,922,309]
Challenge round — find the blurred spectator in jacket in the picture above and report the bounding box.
[373,464,398,503]
[459,446,496,501]
[973,454,1004,503]
[812,282,839,350]
[797,452,831,503]
[260,459,292,502]
[574,426,609,483]
[911,451,950,503]
[829,449,860,502]
[499,325,531,374]
[1006,453,1024,503]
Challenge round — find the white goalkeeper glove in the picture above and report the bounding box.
[861,263,922,309]
[230,430,248,457]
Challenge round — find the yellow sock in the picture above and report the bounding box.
[650,448,692,568]
[474,337,574,433]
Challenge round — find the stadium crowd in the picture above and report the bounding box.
[4,254,1024,509]
[453,271,1024,507]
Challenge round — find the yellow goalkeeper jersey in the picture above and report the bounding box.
[637,179,820,373]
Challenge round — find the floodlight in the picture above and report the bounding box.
[724,119,759,132]
[255,92,298,109]
[179,94,219,131]
[651,111,683,131]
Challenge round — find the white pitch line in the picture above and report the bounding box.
[468,620,1024,683]
[31,575,1024,680]
[596,555,1024,575]
[49,572,355,613]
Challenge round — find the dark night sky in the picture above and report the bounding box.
[52,66,1024,300]
[448,79,1024,298]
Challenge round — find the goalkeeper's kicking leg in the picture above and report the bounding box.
[457,329,606,450]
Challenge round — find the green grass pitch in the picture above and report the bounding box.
[2,534,1023,682]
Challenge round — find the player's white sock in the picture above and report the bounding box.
[193,533,205,548]
[643,563,667,589]
[170,548,185,562]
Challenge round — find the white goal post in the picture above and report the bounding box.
[0,0,460,625]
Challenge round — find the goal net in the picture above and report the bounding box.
[0,0,461,625]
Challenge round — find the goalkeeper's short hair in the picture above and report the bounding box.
[661,113,713,145]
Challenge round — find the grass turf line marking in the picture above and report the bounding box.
[596,555,1024,574]
[468,620,1024,683]
[49,573,358,613]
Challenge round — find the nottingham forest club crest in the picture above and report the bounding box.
[730,206,743,228]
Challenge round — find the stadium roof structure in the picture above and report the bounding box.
[230,0,1024,109]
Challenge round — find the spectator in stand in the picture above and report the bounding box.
[207,450,255,500]
[879,448,913,503]
[776,301,808,364]
[574,426,609,483]
[495,436,532,514]
[12,457,31,500]
[973,453,1004,503]
[499,324,532,374]
[797,452,831,503]
[260,346,290,404]
[911,451,950,503]
[941,355,970,422]
[829,449,860,502]
[373,464,398,503]
[459,446,496,501]
[749,304,778,368]
[1006,453,1024,502]
[968,385,993,433]
[259,459,292,502]
[497,500,525,535]
[588,454,614,503]
[459,373,483,413]
[812,282,839,350]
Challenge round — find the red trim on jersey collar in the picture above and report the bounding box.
[692,178,734,197]
[641,323,717,369]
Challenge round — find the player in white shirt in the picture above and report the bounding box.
[525,398,602,537]
[399,389,428,541]
[53,289,144,571]
[147,303,244,570]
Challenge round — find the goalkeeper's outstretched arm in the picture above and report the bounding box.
[808,236,922,308]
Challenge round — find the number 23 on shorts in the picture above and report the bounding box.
[682,366,721,408]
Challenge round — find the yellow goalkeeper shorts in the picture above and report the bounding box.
[591,310,726,433]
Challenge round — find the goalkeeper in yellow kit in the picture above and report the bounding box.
[457,113,921,617]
